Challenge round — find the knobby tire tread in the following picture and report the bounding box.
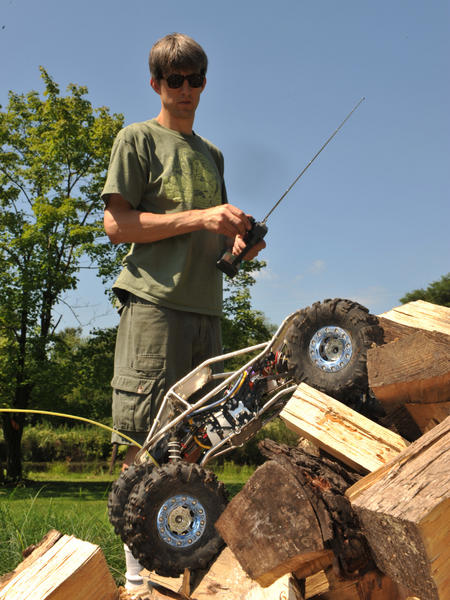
[122,461,228,577]
[286,298,384,401]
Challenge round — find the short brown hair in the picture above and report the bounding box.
[149,33,208,80]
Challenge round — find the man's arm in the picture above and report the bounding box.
[104,193,252,244]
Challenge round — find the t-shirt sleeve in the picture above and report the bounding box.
[101,130,148,209]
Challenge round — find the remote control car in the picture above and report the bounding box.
[108,298,383,577]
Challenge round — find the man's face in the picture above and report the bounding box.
[151,70,206,121]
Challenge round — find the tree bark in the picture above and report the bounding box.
[215,440,373,588]
[2,411,25,481]
[346,416,450,600]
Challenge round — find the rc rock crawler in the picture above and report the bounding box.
[108,298,383,577]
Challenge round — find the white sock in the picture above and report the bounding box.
[124,544,144,589]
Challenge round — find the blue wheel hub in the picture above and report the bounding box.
[157,494,207,548]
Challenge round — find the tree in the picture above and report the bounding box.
[221,260,276,369]
[400,273,450,308]
[32,326,116,424]
[61,326,116,422]
[0,69,123,480]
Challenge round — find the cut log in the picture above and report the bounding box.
[406,400,450,433]
[145,548,304,599]
[378,300,450,343]
[280,384,408,473]
[378,404,423,442]
[304,568,411,600]
[216,441,375,588]
[0,531,118,600]
[367,329,450,404]
[215,459,327,587]
[346,416,450,600]
[0,529,63,589]
[368,329,450,433]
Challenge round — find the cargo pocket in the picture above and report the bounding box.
[111,355,166,432]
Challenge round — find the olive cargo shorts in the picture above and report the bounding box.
[111,294,222,445]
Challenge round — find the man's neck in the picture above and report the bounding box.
[156,111,194,135]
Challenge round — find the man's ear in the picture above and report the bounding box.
[201,76,207,92]
[150,78,161,95]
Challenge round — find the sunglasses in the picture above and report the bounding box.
[163,73,205,89]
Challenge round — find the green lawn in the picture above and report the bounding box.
[0,462,252,585]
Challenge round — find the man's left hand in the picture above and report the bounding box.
[231,234,266,261]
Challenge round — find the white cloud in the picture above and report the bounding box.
[308,259,326,274]
[251,265,278,281]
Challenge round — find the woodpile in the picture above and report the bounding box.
[368,300,450,434]
[215,300,449,600]
[2,300,448,599]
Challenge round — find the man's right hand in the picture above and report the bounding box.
[201,204,251,238]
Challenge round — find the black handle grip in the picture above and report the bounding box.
[216,218,268,278]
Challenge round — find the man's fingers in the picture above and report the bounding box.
[205,204,250,236]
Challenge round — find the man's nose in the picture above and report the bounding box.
[179,79,191,92]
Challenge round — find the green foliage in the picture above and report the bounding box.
[400,273,450,308]
[0,69,123,478]
[222,259,276,368]
[18,423,113,462]
[35,326,116,421]
[0,423,113,463]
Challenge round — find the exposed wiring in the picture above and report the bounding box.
[193,435,212,450]
[0,408,159,467]
[188,419,212,450]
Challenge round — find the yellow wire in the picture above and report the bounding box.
[193,435,212,449]
[0,408,159,467]
[0,408,141,447]
[233,370,248,394]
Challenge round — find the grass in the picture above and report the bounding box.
[0,461,254,585]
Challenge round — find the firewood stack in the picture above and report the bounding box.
[1,300,448,600]
[216,300,450,600]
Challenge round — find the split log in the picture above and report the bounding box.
[0,529,63,589]
[367,329,450,433]
[368,330,449,405]
[304,568,411,600]
[378,300,450,343]
[406,400,450,433]
[215,440,373,588]
[280,384,408,473]
[0,530,118,600]
[377,404,423,442]
[146,548,304,599]
[346,416,450,600]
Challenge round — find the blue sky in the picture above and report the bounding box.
[1,0,449,332]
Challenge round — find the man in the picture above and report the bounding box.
[102,33,265,589]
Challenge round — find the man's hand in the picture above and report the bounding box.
[231,233,266,261]
[201,204,251,238]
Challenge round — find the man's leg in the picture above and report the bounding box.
[113,301,222,586]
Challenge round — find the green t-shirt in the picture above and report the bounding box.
[101,119,227,316]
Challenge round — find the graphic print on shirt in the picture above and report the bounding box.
[162,149,221,210]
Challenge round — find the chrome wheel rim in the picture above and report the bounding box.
[309,326,353,372]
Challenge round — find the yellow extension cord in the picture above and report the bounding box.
[0,408,159,467]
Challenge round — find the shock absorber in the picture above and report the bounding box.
[168,435,182,461]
